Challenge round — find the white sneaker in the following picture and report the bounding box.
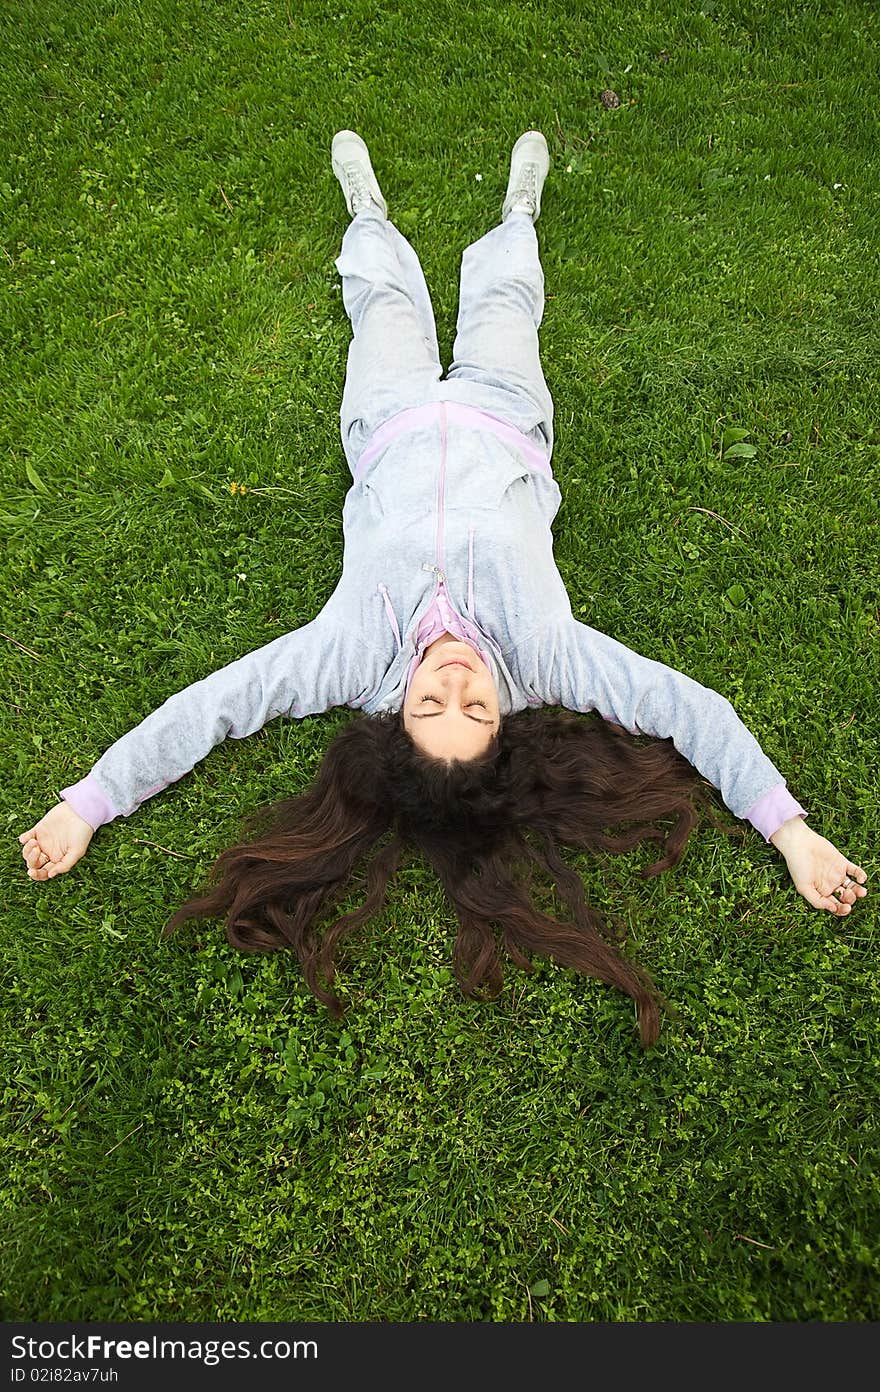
[501,130,550,222]
[331,130,388,218]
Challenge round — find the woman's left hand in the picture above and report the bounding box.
[773,820,869,915]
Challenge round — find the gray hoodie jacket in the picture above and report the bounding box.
[60,400,807,841]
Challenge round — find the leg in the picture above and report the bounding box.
[335,208,443,475]
[442,210,554,456]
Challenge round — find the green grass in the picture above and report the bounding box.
[2,0,878,1322]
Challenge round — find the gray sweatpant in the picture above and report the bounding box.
[334,208,555,478]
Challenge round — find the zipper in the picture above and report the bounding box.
[418,403,449,607]
[437,401,447,577]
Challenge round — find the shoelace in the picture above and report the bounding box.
[343,161,371,209]
[512,163,538,210]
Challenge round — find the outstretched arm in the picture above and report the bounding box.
[18,614,370,877]
[529,618,869,914]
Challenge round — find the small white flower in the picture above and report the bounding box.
[833,182,844,189]
[475,173,482,181]
[566,164,573,174]
[49,258,55,264]
[764,174,771,180]
[237,573,247,581]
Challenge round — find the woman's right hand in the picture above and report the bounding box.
[18,801,95,880]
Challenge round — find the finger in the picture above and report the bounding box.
[835,877,867,904]
[843,878,867,899]
[827,879,855,905]
[804,885,851,914]
[18,829,36,842]
[847,864,868,885]
[826,897,851,915]
[45,851,77,878]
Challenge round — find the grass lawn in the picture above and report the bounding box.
[2,0,878,1322]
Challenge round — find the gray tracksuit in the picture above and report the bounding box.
[59,210,806,842]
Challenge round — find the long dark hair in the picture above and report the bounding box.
[161,709,745,1047]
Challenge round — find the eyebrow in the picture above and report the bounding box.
[409,711,496,726]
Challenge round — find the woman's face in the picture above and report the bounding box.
[402,634,500,761]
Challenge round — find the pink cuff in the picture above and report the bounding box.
[59,776,118,832]
[744,782,809,843]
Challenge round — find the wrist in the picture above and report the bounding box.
[769,814,810,852]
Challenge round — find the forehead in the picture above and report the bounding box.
[405,711,496,747]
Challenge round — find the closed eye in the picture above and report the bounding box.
[420,694,488,708]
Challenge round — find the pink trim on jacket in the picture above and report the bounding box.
[60,777,119,832]
[744,784,808,843]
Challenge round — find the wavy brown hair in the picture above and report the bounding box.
[162,708,745,1047]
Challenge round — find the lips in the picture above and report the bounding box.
[440,659,473,671]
